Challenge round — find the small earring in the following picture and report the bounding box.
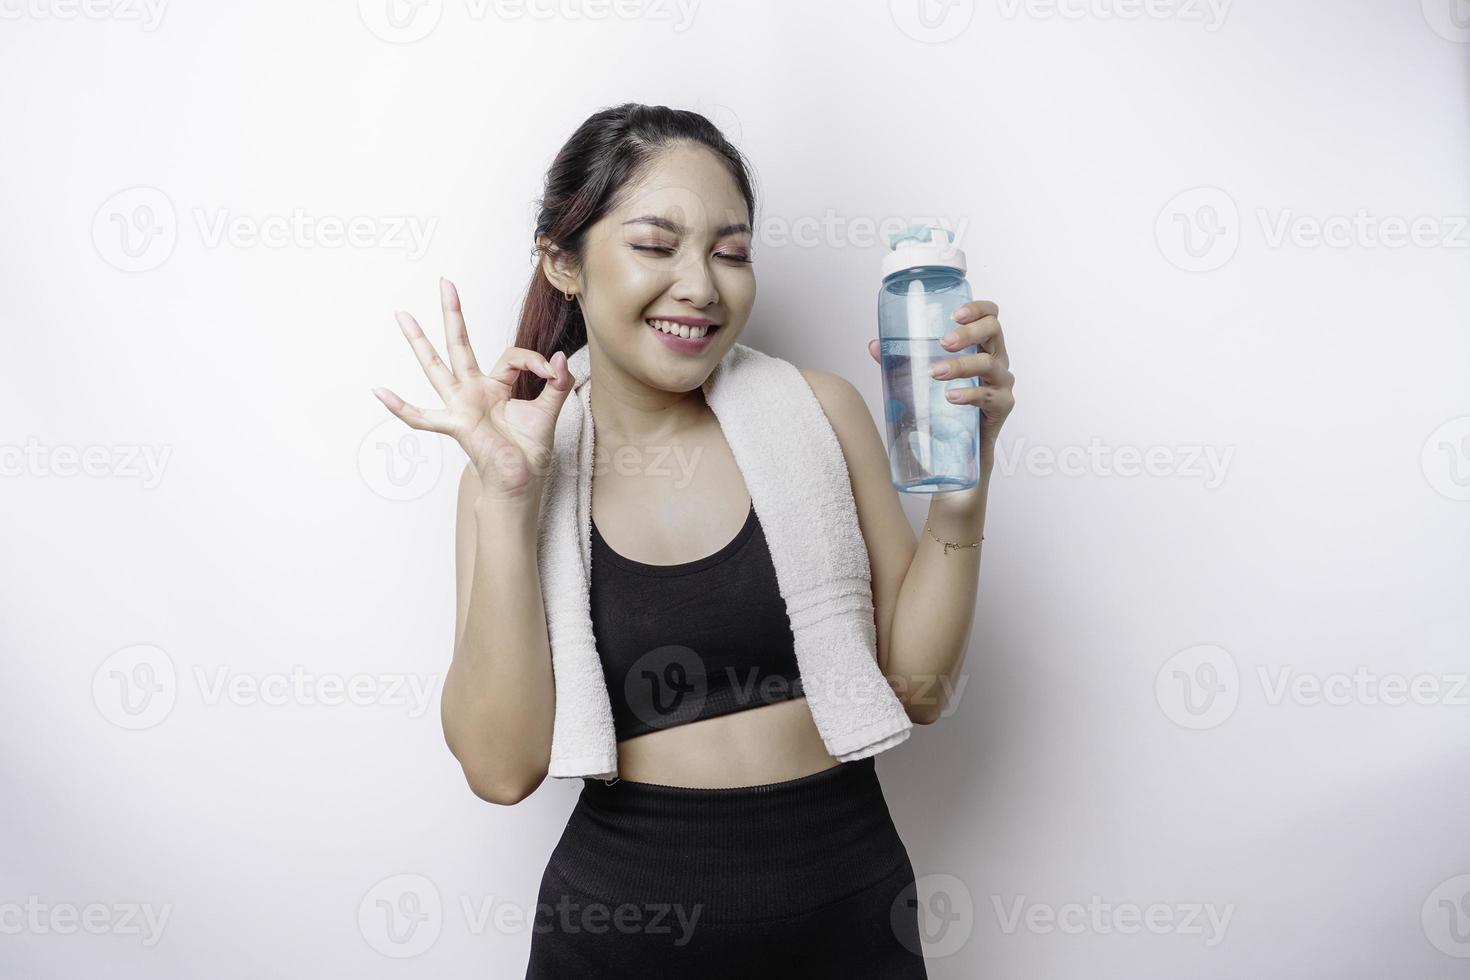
[563,290,576,302]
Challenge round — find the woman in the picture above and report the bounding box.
[372,103,1015,977]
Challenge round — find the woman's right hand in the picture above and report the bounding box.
[372,277,573,502]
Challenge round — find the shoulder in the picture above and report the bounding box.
[798,367,869,433]
[797,366,891,498]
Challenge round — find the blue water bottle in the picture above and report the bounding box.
[877,224,980,493]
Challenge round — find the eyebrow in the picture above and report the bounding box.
[622,214,752,237]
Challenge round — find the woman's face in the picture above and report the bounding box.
[547,142,757,393]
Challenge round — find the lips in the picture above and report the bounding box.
[645,317,718,337]
[646,318,717,353]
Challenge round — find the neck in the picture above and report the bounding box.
[585,359,710,446]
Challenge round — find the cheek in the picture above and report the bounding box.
[585,248,666,316]
[619,265,669,303]
[715,267,756,307]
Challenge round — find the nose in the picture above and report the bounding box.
[669,254,719,309]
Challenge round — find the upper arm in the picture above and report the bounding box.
[800,368,916,675]
[453,463,482,655]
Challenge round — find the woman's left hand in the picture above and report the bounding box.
[868,299,1017,472]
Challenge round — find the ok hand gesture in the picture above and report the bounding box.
[372,278,573,502]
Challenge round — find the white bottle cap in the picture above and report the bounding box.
[881,225,967,279]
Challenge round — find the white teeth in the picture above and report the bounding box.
[647,319,709,339]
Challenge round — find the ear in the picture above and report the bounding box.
[537,235,579,295]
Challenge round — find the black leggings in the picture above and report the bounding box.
[524,756,929,978]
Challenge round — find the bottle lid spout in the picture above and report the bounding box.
[882,223,966,277]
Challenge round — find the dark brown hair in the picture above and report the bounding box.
[511,102,757,401]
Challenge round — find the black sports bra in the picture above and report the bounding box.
[589,501,806,741]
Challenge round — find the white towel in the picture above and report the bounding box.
[536,340,914,780]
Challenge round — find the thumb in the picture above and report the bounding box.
[534,350,574,414]
[867,339,880,363]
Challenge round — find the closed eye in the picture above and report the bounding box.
[631,244,753,264]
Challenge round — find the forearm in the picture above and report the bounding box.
[441,494,555,801]
[885,462,992,723]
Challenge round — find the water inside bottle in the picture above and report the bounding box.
[878,337,980,493]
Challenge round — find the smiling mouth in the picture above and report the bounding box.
[646,318,718,340]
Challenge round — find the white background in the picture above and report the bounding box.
[2,0,1468,976]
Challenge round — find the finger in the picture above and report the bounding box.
[868,339,880,363]
[944,383,1016,414]
[486,346,558,388]
[533,350,574,411]
[395,310,456,400]
[930,351,1015,387]
[440,278,482,378]
[950,299,999,325]
[941,314,1007,364]
[372,386,452,434]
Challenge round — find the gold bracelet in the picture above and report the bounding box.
[924,522,983,555]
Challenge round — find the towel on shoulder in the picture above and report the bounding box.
[537,340,913,780]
